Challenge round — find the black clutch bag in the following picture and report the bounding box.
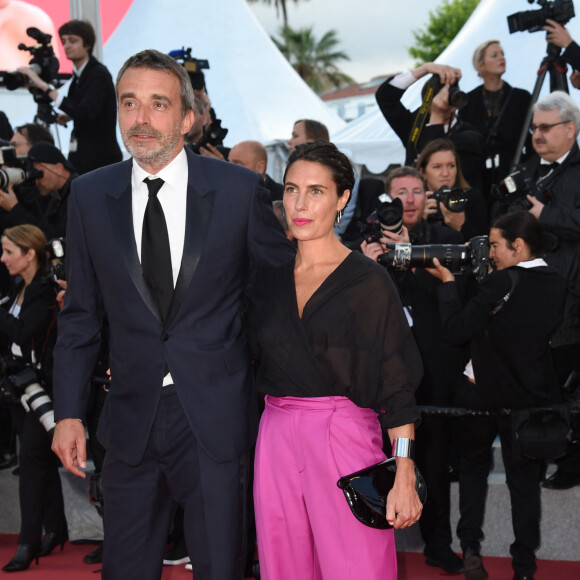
[337,457,427,529]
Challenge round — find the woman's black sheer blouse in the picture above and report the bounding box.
[247,251,422,430]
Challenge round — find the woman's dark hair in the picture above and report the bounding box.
[3,224,48,270]
[415,138,470,188]
[58,20,96,55]
[491,211,543,258]
[284,141,355,205]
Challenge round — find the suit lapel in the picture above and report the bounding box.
[107,161,161,321]
[165,150,216,328]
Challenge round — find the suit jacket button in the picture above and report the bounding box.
[162,333,169,342]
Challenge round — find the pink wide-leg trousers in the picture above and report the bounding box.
[254,395,397,580]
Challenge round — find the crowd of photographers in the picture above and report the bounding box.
[0,6,580,580]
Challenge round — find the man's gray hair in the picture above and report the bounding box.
[116,49,195,118]
[534,91,580,137]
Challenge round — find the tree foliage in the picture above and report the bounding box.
[246,0,310,26]
[272,25,354,93]
[409,0,480,65]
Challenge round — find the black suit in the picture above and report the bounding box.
[53,148,294,579]
[375,79,484,191]
[58,57,122,175]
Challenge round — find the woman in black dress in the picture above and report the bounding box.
[248,141,423,579]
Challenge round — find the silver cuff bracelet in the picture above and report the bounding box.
[391,437,416,459]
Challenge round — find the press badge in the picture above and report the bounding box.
[485,154,499,169]
[403,306,413,327]
[69,136,78,153]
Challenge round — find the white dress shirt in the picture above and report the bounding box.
[131,148,189,386]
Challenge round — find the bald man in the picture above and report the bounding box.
[229,140,283,202]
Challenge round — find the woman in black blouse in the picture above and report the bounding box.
[427,211,565,580]
[248,141,423,580]
[459,40,531,202]
[416,138,488,240]
[0,225,66,573]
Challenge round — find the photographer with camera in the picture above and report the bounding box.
[427,210,566,580]
[459,40,532,203]
[416,138,488,242]
[16,20,121,175]
[361,167,467,574]
[542,19,580,85]
[0,224,66,572]
[375,63,484,191]
[0,142,76,240]
[511,90,580,490]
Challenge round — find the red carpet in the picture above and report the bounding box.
[1,534,579,578]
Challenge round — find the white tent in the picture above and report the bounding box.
[332,0,580,174]
[1,0,345,166]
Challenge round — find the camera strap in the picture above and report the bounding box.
[408,83,437,151]
[484,85,513,149]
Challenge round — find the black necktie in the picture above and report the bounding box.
[68,73,79,98]
[142,177,173,321]
[537,162,559,180]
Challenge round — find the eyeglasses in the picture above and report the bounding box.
[529,120,571,134]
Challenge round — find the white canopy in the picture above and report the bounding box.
[332,0,580,173]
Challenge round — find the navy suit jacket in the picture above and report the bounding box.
[53,148,294,465]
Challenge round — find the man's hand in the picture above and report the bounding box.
[527,195,545,220]
[52,418,87,478]
[425,257,455,283]
[414,62,461,85]
[56,114,72,126]
[199,143,226,160]
[55,279,67,310]
[0,185,19,211]
[543,19,573,49]
[382,225,411,245]
[16,66,45,90]
[361,240,385,262]
[570,71,580,89]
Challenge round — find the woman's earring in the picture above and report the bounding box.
[336,209,344,227]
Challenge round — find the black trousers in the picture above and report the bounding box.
[457,415,543,577]
[101,385,249,580]
[10,404,67,546]
[415,414,455,553]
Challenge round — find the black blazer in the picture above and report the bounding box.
[459,83,531,186]
[58,57,122,175]
[0,270,57,383]
[53,148,295,465]
[375,79,485,191]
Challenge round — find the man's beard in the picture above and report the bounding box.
[121,122,183,169]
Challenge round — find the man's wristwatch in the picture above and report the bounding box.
[45,83,56,93]
[392,437,416,459]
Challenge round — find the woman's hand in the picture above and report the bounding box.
[361,240,384,263]
[386,457,422,529]
[425,257,455,282]
[423,195,438,220]
[440,203,466,232]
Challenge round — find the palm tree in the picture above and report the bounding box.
[272,25,354,94]
[246,0,309,27]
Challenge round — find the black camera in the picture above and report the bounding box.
[0,356,56,436]
[508,0,575,34]
[379,235,491,282]
[427,185,468,222]
[492,170,550,209]
[0,146,43,190]
[45,238,66,287]
[0,27,61,124]
[424,74,469,109]
[169,47,209,91]
[190,118,229,154]
[360,195,404,244]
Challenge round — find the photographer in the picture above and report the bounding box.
[361,167,467,574]
[375,63,484,190]
[17,20,121,175]
[0,224,66,572]
[517,90,580,490]
[0,142,76,240]
[427,211,566,580]
[416,138,488,241]
[459,40,532,201]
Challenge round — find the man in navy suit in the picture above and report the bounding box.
[51,49,293,580]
